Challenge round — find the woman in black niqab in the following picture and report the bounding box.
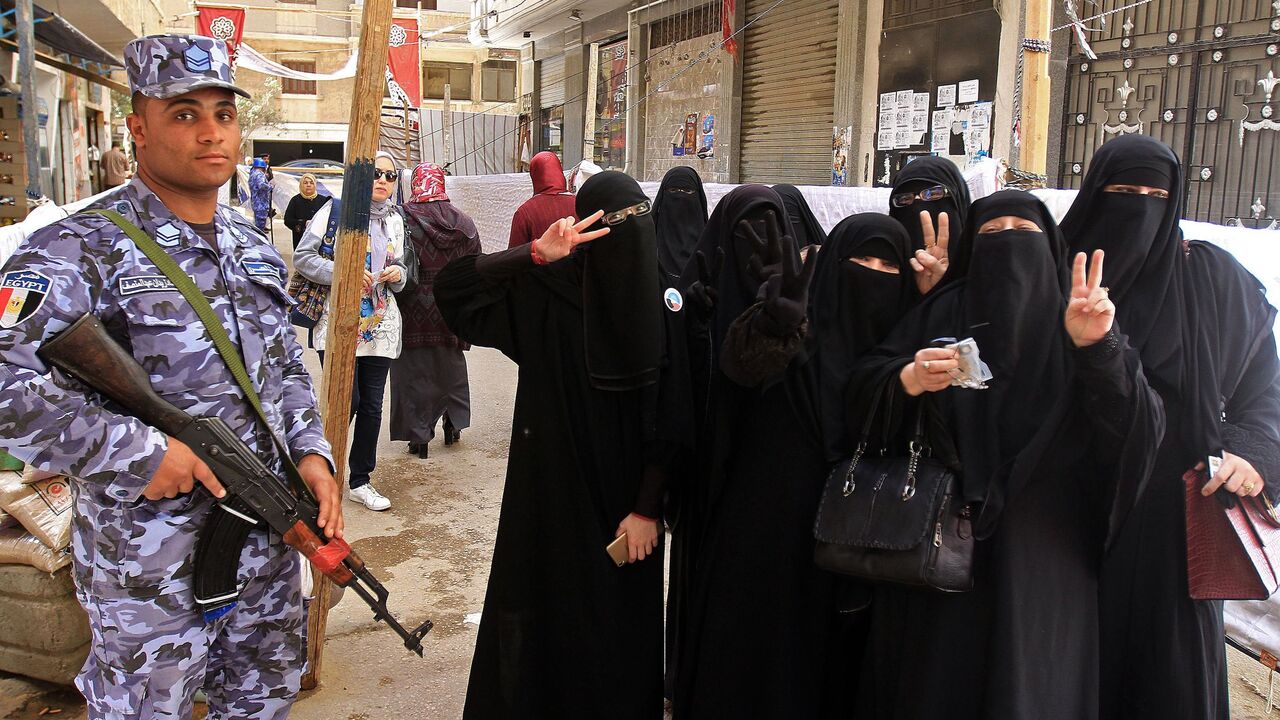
[774,183,826,249]
[435,170,679,720]
[1068,134,1280,720]
[846,190,1164,720]
[653,166,708,281]
[888,155,971,252]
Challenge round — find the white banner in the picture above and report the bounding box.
[236,42,357,82]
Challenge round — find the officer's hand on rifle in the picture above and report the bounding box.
[298,453,344,539]
[145,437,227,501]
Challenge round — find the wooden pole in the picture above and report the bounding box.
[582,42,599,165]
[302,0,394,691]
[441,83,452,171]
[1019,0,1053,176]
[15,0,39,200]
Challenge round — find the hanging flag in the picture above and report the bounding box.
[722,0,738,58]
[196,5,246,63]
[387,18,422,109]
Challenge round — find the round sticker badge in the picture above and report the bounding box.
[663,288,683,312]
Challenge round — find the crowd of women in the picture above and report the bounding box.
[430,135,1280,720]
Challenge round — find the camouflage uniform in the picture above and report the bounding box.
[249,166,273,232]
[0,35,331,720]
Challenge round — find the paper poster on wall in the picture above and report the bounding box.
[878,110,894,130]
[912,93,928,111]
[699,114,715,159]
[895,90,914,108]
[877,128,894,151]
[832,125,851,186]
[931,130,950,153]
[684,113,699,155]
[911,111,928,133]
[957,79,980,104]
[937,84,956,107]
[932,109,953,130]
[894,128,912,149]
[970,102,992,129]
[895,108,912,128]
[880,92,897,111]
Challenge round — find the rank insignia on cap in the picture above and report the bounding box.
[154,222,181,247]
[0,270,51,328]
[183,44,211,72]
[663,288,683,312]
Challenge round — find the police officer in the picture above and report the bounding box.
[0,35,342,719]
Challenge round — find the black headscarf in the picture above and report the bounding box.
[1061,134,1276,457]
[575,171,662,391]
[809,213,918,459]
[888,156,972,253]
[677,185,792,356]
[773,184,825,249]
[653,167,708,281]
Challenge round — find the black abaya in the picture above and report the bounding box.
[669,190,904,719]
[653,166,708,281]
[887,156,971,254]
[1063,135,1280,720]
[435,172,674,720]
[773,183,826,249]
[847,191,1164,720]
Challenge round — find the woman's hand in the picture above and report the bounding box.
[1065,250,1115,347]
[909,211,949,294]
[378,265,403,285]
[900,347,959,396]
[615,513,660,563]
[362,270,375,293]
[1198,452,1266,498]
[532,210,610,263]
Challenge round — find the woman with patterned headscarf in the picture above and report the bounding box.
[294,151,408,511]
[390,162,481,458]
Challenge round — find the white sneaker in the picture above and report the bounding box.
[349,484,391,511]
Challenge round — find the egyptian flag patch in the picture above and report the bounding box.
[0,269,51,328]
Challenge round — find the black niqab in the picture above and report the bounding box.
[653,166,708,280]
[576,171,662,390]
[677,185,792,355]
[773,183,826,249]
[888,156,972,252]
[809,213,917,459]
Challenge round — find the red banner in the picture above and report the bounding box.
[196,5,246,63]
[387,18,421,108]
[722,0,738,59]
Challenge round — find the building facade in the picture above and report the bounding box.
[158,0,520,166]
[472,0,1029,185]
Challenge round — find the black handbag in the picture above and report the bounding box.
[813,383,976,592]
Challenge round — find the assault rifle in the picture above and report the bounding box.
[38,313,432,656]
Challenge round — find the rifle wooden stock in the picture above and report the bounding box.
[37,314,194,436]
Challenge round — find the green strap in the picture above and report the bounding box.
[86,209,311,494]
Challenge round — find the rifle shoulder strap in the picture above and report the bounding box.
[85,208,313,493]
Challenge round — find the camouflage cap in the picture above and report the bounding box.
[124,34,250,100]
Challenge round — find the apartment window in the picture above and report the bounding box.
[397,0,437,8]
[481,60,516,102]
[281,61,317,95]
[424,62,472,100]
[278,0,316,4]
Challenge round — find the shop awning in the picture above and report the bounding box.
[0,0,123,68]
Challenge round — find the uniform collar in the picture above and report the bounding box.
[107,177,254,253]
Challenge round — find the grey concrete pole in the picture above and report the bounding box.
[15,0,40,199]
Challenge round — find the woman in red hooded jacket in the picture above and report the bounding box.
[508,151,578,248]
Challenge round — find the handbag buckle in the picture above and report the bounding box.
[901,442,923,501]
[842,442,867,497]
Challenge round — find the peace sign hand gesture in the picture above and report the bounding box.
[1065,250,1115,348]
[909,211,950,294]
[532,210,611,264]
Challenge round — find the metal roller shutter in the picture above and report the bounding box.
[738,0,838,185]
[539,54,566,109]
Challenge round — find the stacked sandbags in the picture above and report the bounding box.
[0,469,73,573]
